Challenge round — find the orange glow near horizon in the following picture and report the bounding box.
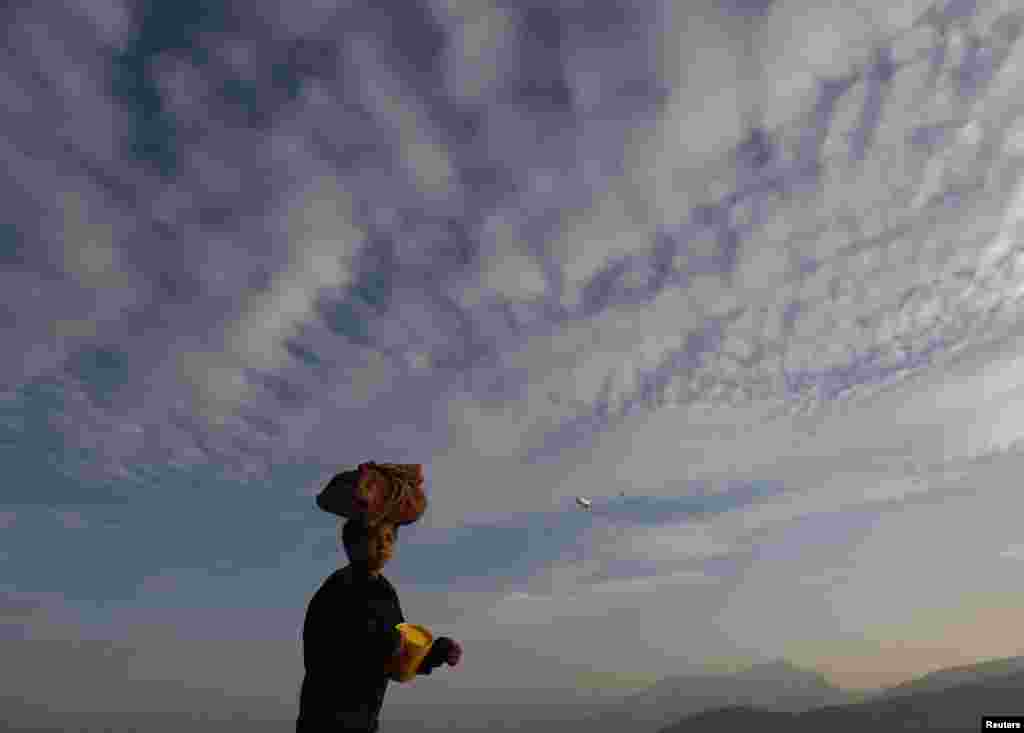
[791,599,1024,690]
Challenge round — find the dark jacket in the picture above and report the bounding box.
[296,565,441,732]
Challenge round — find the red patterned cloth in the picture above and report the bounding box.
[317,462,427,526]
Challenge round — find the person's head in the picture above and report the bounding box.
[341,518,398,576]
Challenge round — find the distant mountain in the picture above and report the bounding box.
[0,706,290,733]
[658,705,794,731]
[658,667,1024,733]
[11,656,1024,732]
[552,658,862,733]
[876,655,1024,699]
[0,687,295,733]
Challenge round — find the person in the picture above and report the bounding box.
[296,518,463,732]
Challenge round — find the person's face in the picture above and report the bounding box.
[355,522,396,576]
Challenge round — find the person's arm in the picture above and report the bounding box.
[385,581,454,677]
[305,594,402,675]
[417,643,444,675]
[393,582,405,626]
[368,617,403,661]
[417,637,458,675]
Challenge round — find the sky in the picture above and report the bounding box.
[6,0,1024,725]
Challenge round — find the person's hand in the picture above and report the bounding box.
[425,637,461,669]
[445,639,462,667]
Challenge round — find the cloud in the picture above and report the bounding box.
[54,510,89,530]
[348,36,457,203]
[9,0,1017,491]
[999,544,1024,560]
[10,0,1024,719]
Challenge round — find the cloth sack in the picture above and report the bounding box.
[316,462,427,526]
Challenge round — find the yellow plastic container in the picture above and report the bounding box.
[391,623,434,682]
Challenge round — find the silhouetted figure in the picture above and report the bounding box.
[296,519,462,732]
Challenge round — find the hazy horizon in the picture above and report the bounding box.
[6,0,1024,726]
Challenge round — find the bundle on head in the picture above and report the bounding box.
[363,462,425,527]
[316,461,427,527]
